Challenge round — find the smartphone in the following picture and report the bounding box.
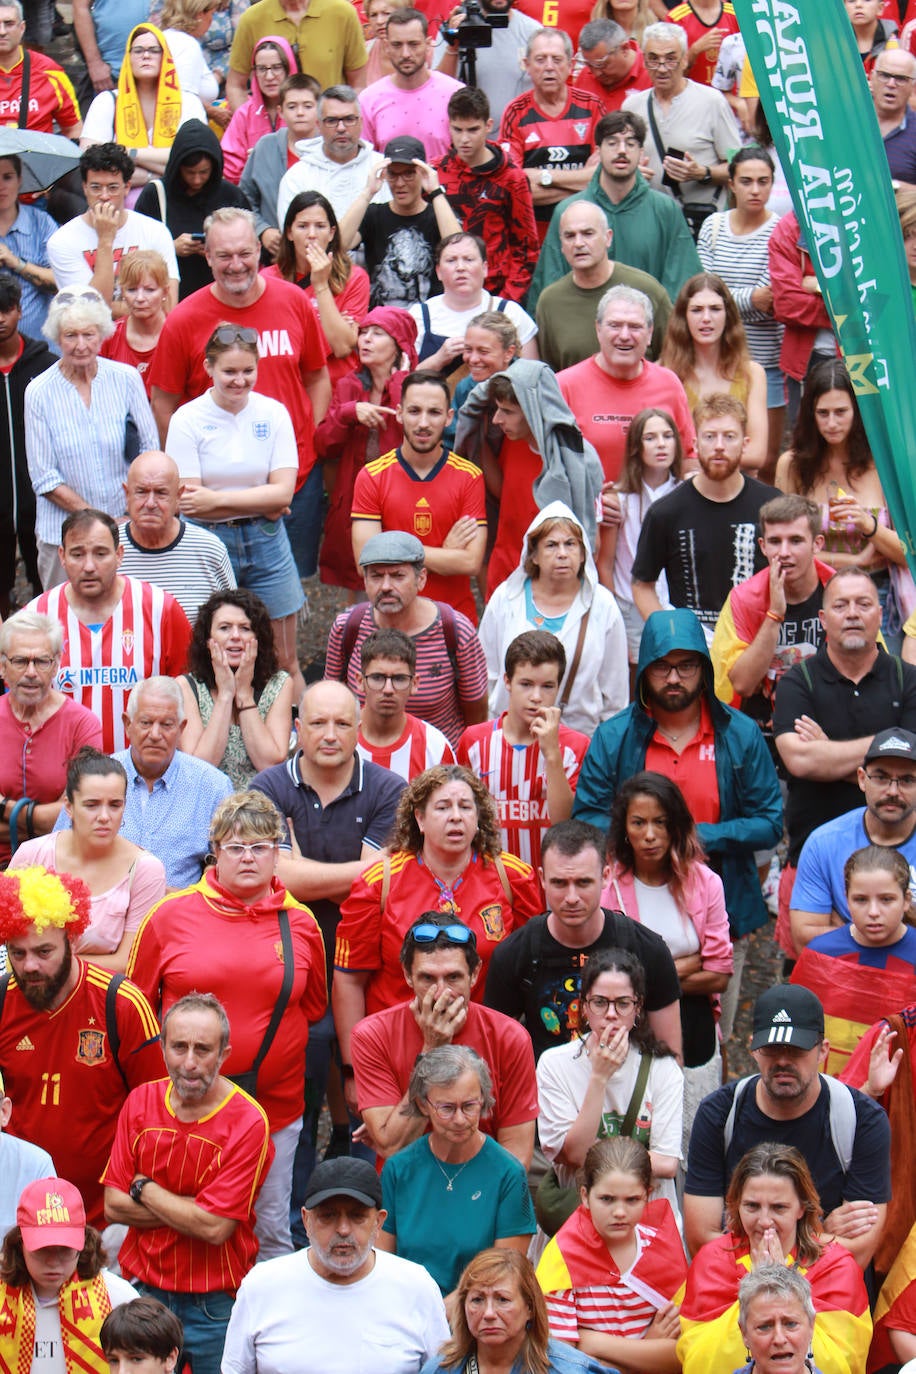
[190,232,206,242]
[662,147,685,191]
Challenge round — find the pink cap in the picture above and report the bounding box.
[17,1178,86,1251]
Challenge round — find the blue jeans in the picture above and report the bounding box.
[134,1284,234,1374]
[206,517,304,619]
[284,464,325,580]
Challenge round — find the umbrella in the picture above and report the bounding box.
[0,127,80,194]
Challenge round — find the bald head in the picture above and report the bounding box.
[872,48,916,116]
[297,680,360,776]
[125,451,181,548]
[559,200,613,280]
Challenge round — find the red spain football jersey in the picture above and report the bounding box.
[668,1,742,86]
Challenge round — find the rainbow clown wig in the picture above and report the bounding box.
[0,868,92,943]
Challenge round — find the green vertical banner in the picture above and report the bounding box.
[733,0,916,573]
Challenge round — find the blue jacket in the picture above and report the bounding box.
[421,1338,613,1374]
[572,608,782,938]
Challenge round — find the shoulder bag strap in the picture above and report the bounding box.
[621,1051,652,1138]
[249,909,295,1076]
[152,177,166,223]
[17,49,30,129]
[558,608,591,711]
[645,96,677,194]
[494,853,512,903]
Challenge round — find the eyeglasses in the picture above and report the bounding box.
[644,53,680,69]
[218,842,278,859]
[645,657,703,680]
[427,1098,484,1119]
[56,286,105,306]
[874,70,913,84]
[580,45,625,70]
[321,114,360,127]
[364,671,412,690]
[209,325,259,347]
[584,995,637,1015]
[409,922,476,947]
[254,62,287,75]
[130,44,162,55]
[2,654,56,671]
[386,166,418,180]
[863,769,916,790]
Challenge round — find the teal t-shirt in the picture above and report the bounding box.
[381,1134,536,1293]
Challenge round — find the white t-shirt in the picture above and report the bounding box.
[409,292,537,351]
[221,1248,449,1374]
[32,1271,136,1374]
[162,29,219,103]
[166,389,298,500]
[81,87,208,148]
[47,208,180,292]
[632,878,701,961]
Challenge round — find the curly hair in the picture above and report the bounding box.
[608,771,704,916]
[660,273,752,391]
[438,1250,551,1374]
[187,589,279,695]
[0,1225,106,1287]
[725,1143,824,1268]
[390,764,503,858]
[276,191,352,295]
[579,947,675,1058]
[784,358,874,493]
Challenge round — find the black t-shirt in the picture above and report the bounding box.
[631,476,772,633]
[742,583,826,746]
[358,201,443,309]
[772,644,916,863]
[482,909,681,1061]
[685,1074,891,1217]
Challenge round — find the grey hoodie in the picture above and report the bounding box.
[455,358,604,551]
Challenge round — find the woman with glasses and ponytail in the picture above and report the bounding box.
[166,320,306,696]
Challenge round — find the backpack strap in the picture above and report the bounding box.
[105,973,130,1094]
[724,1072,856,1175]
[339,603,372,682]
[436,601,460,682]
[0,971,8,1021]
[722,1074,752,1153]
[494,853,512,903]
[379,854,391,918]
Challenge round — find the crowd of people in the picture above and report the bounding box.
[3,0,916,1370]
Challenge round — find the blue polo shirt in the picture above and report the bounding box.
[885,109,916,184]
[251,752,405,968]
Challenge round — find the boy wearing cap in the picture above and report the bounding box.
[684,983,890,1266]
[221,1157,448,1374]
[790,727,916,951]
[339,136,462,309]
[1,1177,135,1372]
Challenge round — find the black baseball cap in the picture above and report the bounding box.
[303,1157,383,1209]
[863,728,916,766]
[750,985,824,1052]
[384,135,426,164]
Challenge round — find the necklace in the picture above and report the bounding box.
[418,851,471,915]
[431,1152,473,1192]
[654,712,700,744]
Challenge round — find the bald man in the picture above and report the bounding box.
[535,200,671,370]
[119,451,236,622]
[251,679,405,1237]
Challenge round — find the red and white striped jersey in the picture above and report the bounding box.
[546,1278,657,1343]
[457,713,589,871]
[29,576,192,752]
[357,712,455,783]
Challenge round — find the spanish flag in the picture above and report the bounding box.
[536,1199,687,1308]
[871,1219,916,1372]
[676,1235,871,1374]
[791,927,916,1076]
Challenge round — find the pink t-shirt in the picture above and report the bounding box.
[557,356,697,483]
[359,72,464,161]
[9,833,167,956]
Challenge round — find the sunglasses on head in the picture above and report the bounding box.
[409,922,476,948]
[209,325,259,347]
[56,286,104,307]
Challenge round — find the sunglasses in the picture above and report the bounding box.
[209,325,259,347]
[56,286,104,307]
[409,922,476,947]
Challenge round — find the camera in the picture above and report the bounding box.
[442,0,509,50]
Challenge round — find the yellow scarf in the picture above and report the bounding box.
[115,24,183,148]
[0,1272,111,1374]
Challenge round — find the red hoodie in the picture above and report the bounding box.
[434,142,539,302]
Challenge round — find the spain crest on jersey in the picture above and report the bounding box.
[479,904,505,941]
[76,1028,107,1066]
[414,511,433,537]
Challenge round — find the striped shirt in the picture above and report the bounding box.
[697,211,784,368]
[24,358,158,544]
[118,518,237,623]
[28,576,192,752]
[544,1225,661,1342]
[457,713,588,873]
[1,203,57,341]
[357,713,455,782]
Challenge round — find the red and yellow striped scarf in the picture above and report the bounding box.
[0,1273,111,1374]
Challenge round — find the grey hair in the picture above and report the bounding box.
[162,992,231,1053]
[203,206,258,240]
[642,21,687,54]
[527,26,573,59]
[125,675,186,723]
[319,84,360,115]
[43,287,114,345]
[0,1,24,21]
[407,1045,495,1117]
[0,609,62,657]
[738,1265,816,1333]
[597,283,654,330]
[580,18,627,50]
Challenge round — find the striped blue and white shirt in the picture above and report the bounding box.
[1,203,57,342]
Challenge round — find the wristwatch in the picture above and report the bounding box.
[700,166,713,185]
[129,1177,153,1204]
[539,168,554,187]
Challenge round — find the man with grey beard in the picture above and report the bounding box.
[221,1158,448,1374]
